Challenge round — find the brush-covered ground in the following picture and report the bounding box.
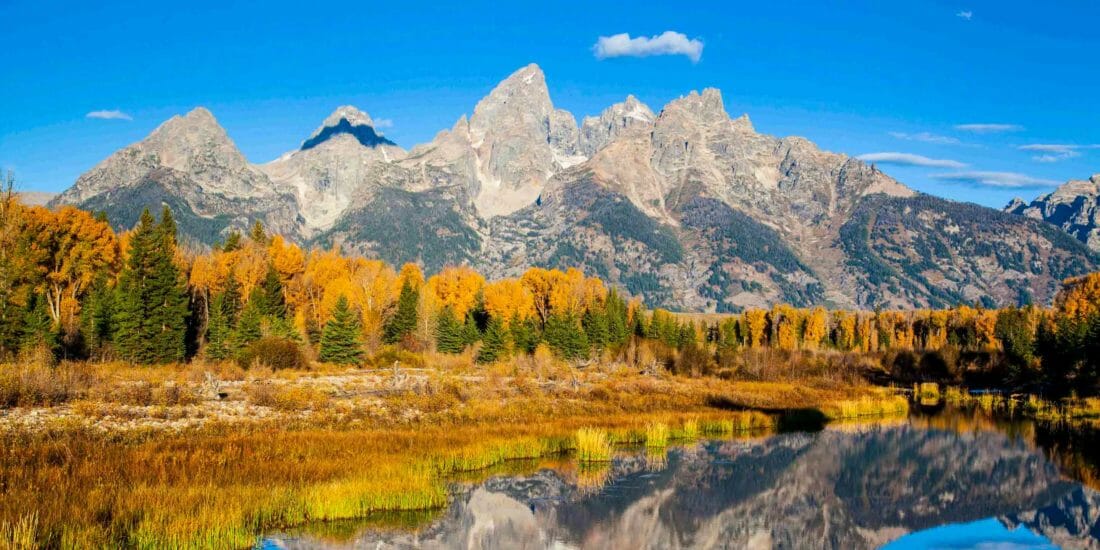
[0,348,908,549]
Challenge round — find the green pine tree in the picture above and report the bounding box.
[80,275,115,358]
[544,313,588,360]
[605,288,629,347]
[113,208,189,364]
[205,292,232,360]
[251,265,286,318]
[232,301,263,352]
[383,280,419,345]
[221,230,242,252]
[19,294,57,355]
[509,315,540,354]
[583,307,610,352]
[249,220,268,244]
[319,296,363,365]
[435,307,465,354]
[477,317,508,363]
[462,315,481,347]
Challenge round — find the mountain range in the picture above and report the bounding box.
[50,64,1099,311]
[1006,174,1100,253]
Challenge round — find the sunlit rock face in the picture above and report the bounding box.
[263,423,1100,549]
[56,65,1097,309]
[1007,174,1100,253]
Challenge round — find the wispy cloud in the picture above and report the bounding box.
[954,123,1023,134]
[932,170,1058,188]
[956,10,973,20]
[86,109,132,121]
[373,118,394,129]
[888,131,962,146]
[857,152,967,168]
[593,31,704,63]
[1018,143,1100,163]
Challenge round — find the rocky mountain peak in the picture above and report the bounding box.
[469,63,553,132]
[579,95,656,156]
[301,105,395,151]
[452,63,581,217]
[321,105,374,128]
[1005,173,1100,252]
[663,88,728,123]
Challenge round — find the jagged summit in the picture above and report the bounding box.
[55,64,1096,310]
[1006,173,1100,252]
[300,105,395,151]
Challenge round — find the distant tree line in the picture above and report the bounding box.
[1,184,1097,396]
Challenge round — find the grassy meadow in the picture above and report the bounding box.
[0,347,908,549]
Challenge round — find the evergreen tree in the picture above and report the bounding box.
[81,275,115,358]
[994,308,1035,382]
[114,208,189,364]
[435,307,465,354]
[462,314,481,347]
[205,292,232,360]
[605,288,629,347]
[477,317,508,363]
[221,230,242,252]
[268,315,302,343]
[678,322,697,349]
[222,276,243,323]
[383,280,419,345]
[19,294,57,354]
[251,265,286,318]
[249,220,267,244]
[544,313,588,360]
[305,315,322,349]
[319,296,363,364]
[150,207,189,362]
[232,301,263,352]
[510,315,540,354]
[583,307,610,352]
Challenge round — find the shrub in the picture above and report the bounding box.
[0,361,93,408]
[237,337,308,370]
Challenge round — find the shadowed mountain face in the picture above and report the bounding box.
[300,118,397,151]
[263,417,1100,550]
[53,65,1099,310]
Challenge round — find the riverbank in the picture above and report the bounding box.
[0,357,908,549]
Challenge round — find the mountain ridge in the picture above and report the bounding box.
[51,64,1098,310]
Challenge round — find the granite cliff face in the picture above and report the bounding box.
[53,64,1098,309]
[1007,174,1100,253]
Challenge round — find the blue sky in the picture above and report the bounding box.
[2,0,1098,208]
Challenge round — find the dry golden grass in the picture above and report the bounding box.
[0,351,913,548]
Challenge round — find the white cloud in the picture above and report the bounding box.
[954,123,1023,134]
[86,109,132,121]
[373,118,394,129]
[593,31,704,63]
[857,152,967,168]
[956,10,973,20]
[1018,143,1100,162]
[888,131,962,145]
[932,170,1059,188]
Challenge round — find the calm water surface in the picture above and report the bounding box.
[261,407,1100,549]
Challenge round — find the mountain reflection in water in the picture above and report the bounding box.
[261,410,1100,549]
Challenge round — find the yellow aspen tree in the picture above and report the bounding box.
[427,265,484,319]
[802,307,828,349]
[484,278,536,324]
[1055,273,1100,321]
[742,309,767,348]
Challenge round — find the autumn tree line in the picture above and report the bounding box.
[1,181,1097,395]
